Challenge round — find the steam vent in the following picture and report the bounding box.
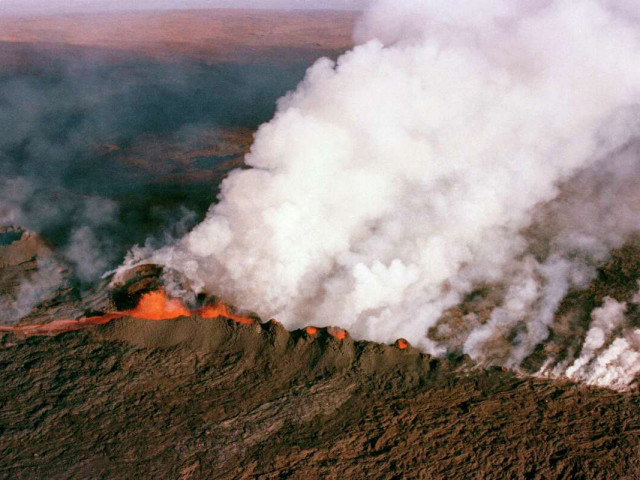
[1,3,640,479]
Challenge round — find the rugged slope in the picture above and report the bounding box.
[1,316,639,480]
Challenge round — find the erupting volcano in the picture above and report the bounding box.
[114,0,640,392]
[1,1,640,478]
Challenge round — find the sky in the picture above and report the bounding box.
[0,0,368,15]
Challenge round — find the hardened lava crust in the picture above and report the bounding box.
[1,313,639,480]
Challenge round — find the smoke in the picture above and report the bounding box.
[0,226,66,324]
[545,295,640,391]
[566,297,626,372]
[0,259,64,324]
[120,0,640,388]
[0,31,323,324]
[0,39,313,276]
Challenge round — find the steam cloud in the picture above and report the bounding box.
[123,0,640,389]
[0,38,314,325]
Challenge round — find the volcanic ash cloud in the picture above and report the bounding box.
[124,0,640,385]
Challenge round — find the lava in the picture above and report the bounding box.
[0,290,405,347]
[198,303,256,325]
[0,289,412,356]
[127,290,190,320]
[0,314,122,336]
[328,328,347,340]
[0,290,256,336]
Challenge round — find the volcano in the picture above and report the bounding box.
[1,252,639,478]
[1,307,639,479]
[2,4,640,479]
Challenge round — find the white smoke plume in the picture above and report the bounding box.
[541,297,640,391]
[566,297,628,380]
[121,0,640,386]
[585,335,640,390]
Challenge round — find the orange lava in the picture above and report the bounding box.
[396,339,409,350]
[329,328,347,340]
[127,290,190,320]
[305,326,318,335]
[197,303,255,325]
[0,289,256,336]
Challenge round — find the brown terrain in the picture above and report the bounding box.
[0,240,638,479]
[1,9,639,480]
[0,9,357,63]
[1,315,639,480]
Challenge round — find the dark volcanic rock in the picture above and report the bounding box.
[1,317,638,479]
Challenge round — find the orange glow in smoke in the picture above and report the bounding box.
[329,328,347,340]
[396,339,409,350]
[305,326,318,335]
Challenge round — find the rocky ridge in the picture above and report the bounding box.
[1,307,639,479]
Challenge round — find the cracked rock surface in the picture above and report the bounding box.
[1,317,639,479]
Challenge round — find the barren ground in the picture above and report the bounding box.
[1,316,639,480]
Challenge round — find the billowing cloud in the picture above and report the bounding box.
[119,0,640,389]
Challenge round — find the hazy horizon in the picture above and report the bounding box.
[0,0,368,16]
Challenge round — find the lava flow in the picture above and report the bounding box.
[127,290,191,320]
[0,290,255,336]
[198,303,256,325]
[0,291,404,345]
